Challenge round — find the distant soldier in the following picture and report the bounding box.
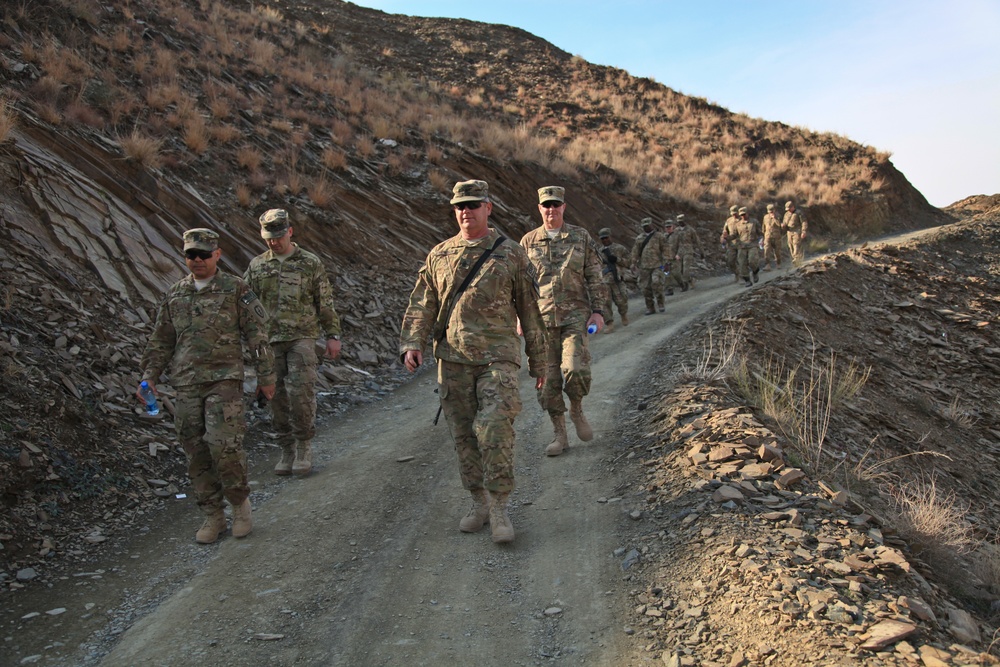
[733,207,762,287]
[667,213,703,291]
[631,217,671,314]
[399,179,548,544]
[138,229,276,545]
[783,200,808,266]
[521,186,609,457]
[244,209,342,477]
[720,205,740,282]
[597,227,630,331]
[761,203,784,271]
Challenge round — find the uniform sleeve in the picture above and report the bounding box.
[398,259,439,361]
[513,254,549,378]
[139,296,177,383]
[583,234,610,312]
[237,282,276,385]
[312,262,341,337]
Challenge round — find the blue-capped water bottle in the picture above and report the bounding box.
[139,381,159,416]
[587,323,598,335]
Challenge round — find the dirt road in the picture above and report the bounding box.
[5,273,760,666]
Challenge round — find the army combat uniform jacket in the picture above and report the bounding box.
[399,228,548,377]
[520,224,609,328]
[243,243,341,343]
[599,242,631,285]
[631,230,670,269]
[667,225,702,257]
[141,271,276,387]
[762,213,784,241]
[783,211,807,236]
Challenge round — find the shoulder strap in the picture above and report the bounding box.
[435,235,506,343]
[638,231,655,257]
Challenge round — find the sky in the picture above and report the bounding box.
[349,0,1000,207]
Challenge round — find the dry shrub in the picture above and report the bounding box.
[35,101,62,126]
[211,124,241,144]
[355,135,376,159]
[151,47,178,81]
[308,176,334,208]
[236,146,263,171]
[385,153,406,175]
[428,169,451,193]
[248,170,268,191]
[321,147,347,171]
[330,119,353,146]
[119,131,162,169]
[208,96,232,120]
[183,117,210,154]
[426,145,444,164]
[0,102,16,141]
[235,183,254,207]
[270,119,293,134]
[249,38,278,70]
[31,76,64,106]
[889,477,973,562]
[64,100,104,128]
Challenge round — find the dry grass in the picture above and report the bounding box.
[308,176,334,208]
[119,131,162,169]
[235,183,254,207]
[681,323,743,382]
[888,476,973,559]
[355,135,376,159]
[0,101,18,141]
[236,146,263,172]
[428,169,451,194]
[183,117,210,154]
[426,145,444,164]
[321,147,347,171]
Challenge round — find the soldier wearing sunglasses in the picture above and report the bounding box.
[139,228,275,545]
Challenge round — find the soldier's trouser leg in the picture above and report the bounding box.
[538,326,592,413]
[639,269,655,311]
[787,232,803,265]
[175,380,250,513]
[272,339,319,444]
[440,361,521,495]
[748,247,760,276]
[677,253,691,285]
[652,270,666,305]
[726,246,738,277]
[737,248,749,279]
[609,282,629,320]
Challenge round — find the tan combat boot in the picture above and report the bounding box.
[545,413,569,456]
[274,446,294,476]
[459,489,492,532]
[231,498,253,538]
[292,440,312,475]
[195,509,227,544]
[569,400,594,441]
[489,493,514,544]
[621,313,629,326]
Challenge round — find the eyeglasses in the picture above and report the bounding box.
[185,249,215,261]
[540,201,563,208]
[453,201,483,211]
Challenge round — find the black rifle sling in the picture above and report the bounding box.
[638,231,655,259]
[602,246,620,283]
[432,234,506,425]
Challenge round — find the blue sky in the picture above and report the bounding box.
[350,0,1000,207]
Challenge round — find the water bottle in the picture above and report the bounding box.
[139,381,159,416]
[587,323,598,335]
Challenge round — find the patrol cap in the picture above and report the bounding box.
[729,205,738,214]
[598,227,611,238]
[738,206,748,215]
[640,217,653,228]
[182,228,219,252]
[664,218,675,227]
[450,179,489,205]
[537,185,565,204]
[675,214,685,223]
[766,204,775,211]
[259,208,290,239]
[785,200,794,210]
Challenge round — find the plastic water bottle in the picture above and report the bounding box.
[139,381,159,416]
[587,323,598,335]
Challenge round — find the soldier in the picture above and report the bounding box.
[399,180,548,544]
[761,203,784,271]
[631,217,672,314]
[138,229,276,544]
[720,205,740,283]
[667,213,703,291]
[521,186,609,457]
[783,200,808,266]
[597,227,630,332]
[243,209,342,477]
[733,207,762,287]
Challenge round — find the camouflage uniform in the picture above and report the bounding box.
[761,207,784,270]
[720,208,740,281]
[597,229,630,327]
[244,216,341,461]
[630,220,670,313]
[399,228,547,495]
[140,236,275,518]
[783,202,808,266]
[667,217,702,290]
[733,209,762,285]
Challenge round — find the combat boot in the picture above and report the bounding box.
[459,489,491,532]
[292,440,312,475]
[231,498,253,538]
[195,508,227,544]
[602,322,614,334]
[752,270,759,283]
[621,313,629,326]
[274,446,294,476]
[545,413,569,456]
[569,400,594,441]
[490,493,514,544]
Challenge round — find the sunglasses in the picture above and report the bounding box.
[453,201,483,211]
[540,201,563,208]
[185,249,215,261]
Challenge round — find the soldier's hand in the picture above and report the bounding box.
[258,384,276,400]
[325,338,342,359]
[404,350,422,372]
[535,376,545,390]
[516,317,523,337]
[587,312,605,334]
[135,381,157,402]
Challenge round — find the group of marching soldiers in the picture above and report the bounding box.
[598,200,809,325]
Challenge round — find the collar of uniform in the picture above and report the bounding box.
[266,243,300,260]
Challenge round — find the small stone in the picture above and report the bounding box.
[860,619,917,651]
[396,455,415,463]
[776,468,806,489]
[712,486,744,503]
[46,607,67,616]
[16,568,37,581]
[898,596,936,623]
[544,606,562,616]
[946,606,981,644]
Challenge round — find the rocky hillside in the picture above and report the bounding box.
[0,0,953,587]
